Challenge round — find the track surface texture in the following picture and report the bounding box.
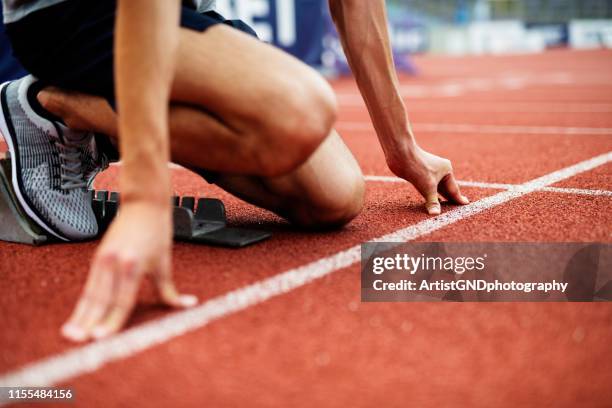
[1,49,611,407]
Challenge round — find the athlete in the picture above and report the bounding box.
[0,0,469,341]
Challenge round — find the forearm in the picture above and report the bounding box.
[329,0,415,164]
[115,0,180,205]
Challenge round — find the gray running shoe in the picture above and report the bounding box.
[0,76,100,241]
[81,132,110,189]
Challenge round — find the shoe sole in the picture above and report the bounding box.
[0,81,69,242]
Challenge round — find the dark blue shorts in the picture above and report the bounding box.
[5,1,257,180]
[5,0,257,106]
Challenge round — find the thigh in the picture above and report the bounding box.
[209,131,365,228]
[8,0,334,140]
[171,24,333,132]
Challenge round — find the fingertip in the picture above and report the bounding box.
[425,191,441,215]
[61,324,88,342]
[158,280,198,308]
[177,294,198,308]
[461,195,470,204]
[427,205,441,215]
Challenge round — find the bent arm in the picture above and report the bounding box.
[60,0,188,342]
[328,0,468,214]
[115,0,180,205]
[328,0,415,168]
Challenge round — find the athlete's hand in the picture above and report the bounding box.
[61,201,197,342]
[388,145,469,215]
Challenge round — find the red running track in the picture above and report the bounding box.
[0,49,611,407]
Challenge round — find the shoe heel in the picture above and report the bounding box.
[0,157,49,245]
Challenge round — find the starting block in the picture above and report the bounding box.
[0,157,271,247]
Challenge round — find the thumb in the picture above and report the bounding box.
[425,191,441,215]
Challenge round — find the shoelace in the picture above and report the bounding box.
[82,134,110,187]
[56,141,87,190]
[90,150,109,179]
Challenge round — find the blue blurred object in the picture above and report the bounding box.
[455,0,471,24]
[217,0,326,67]
[217,0,417,77]
[321,3,419,76]
[525,22,569,47]
[271,0,325,68]
[0,7,27,82]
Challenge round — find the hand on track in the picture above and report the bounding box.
[61,202,198,342]
[388,146,469,215]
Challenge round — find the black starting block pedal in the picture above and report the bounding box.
[93,192,271,248]
[0,157,271,247]
[174,197,272,247]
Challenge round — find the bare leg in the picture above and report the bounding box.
[41,25,338,177]
[39,25,364,228]
[169,26,338,177]
[212,132,365,228]
[40,88,364,228]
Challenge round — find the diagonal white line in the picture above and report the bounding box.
[364,175,612,197]
[0,151,610,392]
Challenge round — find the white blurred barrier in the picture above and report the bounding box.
[429,21,547,55]
[468,21,543,54]
[569,20,612,49]
[429,19,612,55]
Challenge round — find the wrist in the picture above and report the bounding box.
[120,191,172,208]
[118,133,171,206]
[382,129,418,168]
[119,167,172,207]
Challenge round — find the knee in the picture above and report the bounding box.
[291,170,365,230]
[324,174,365,227]
[252,74,338,177]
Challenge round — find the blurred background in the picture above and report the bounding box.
[2,0,612,81]
[387,0,612,55]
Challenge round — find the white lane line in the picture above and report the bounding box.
[417,124,612,136]
[337,122,612,136]
[336,72,583,102]
[455,180,518,190]
[341,102,612,113]
[0,152,610,391]
[365,176,515,190]
[365,175,612,197]
[540,186,612,197]
[87,169,612,198]
[114,167,612,197]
